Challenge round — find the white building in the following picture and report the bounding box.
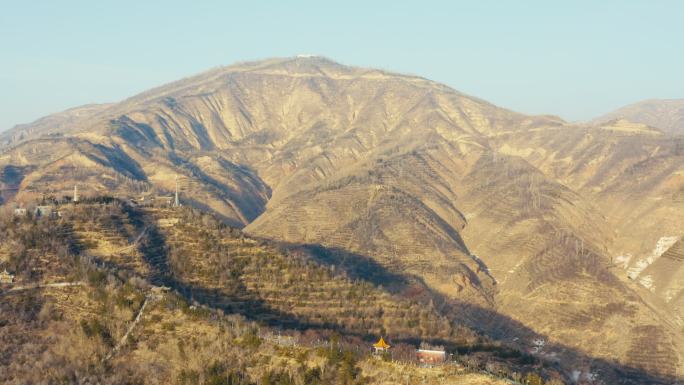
[0,269,15,284]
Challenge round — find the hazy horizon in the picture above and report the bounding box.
[2,0,683,131]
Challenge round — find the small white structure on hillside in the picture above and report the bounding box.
[417,343,447,366]
[174,175,181,207]
[153,196,174,207]
[0,269,15,284]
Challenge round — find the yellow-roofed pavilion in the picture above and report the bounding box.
[372,337,390,352]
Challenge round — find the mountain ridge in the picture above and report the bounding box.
[592,98,684,136]
[1,56,561,149]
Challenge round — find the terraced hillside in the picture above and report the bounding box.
[485,119,684,308]
[54,201,467,342]
[148,206,468,340]
[638,240,684,316]
[0,199,543,384]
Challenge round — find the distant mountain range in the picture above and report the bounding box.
[1,57,683,384]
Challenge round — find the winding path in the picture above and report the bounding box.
[112,225,149,254]
[2,281,84,294]
[103,295,151,362]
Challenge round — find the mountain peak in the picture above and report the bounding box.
[242,55,353,74]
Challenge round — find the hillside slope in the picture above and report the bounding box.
[593,99,684,136]
[0,199,540,384]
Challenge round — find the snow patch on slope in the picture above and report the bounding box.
[626,236,679,280]
[614,253,632,269]
[639,275,655,292]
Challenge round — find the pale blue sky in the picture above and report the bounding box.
[1,0,682,131]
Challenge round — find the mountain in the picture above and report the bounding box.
[1,56,684,384]
[593,99,684,136]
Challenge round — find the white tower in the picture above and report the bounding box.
[73,184,79,202]
[174,175,180,207]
